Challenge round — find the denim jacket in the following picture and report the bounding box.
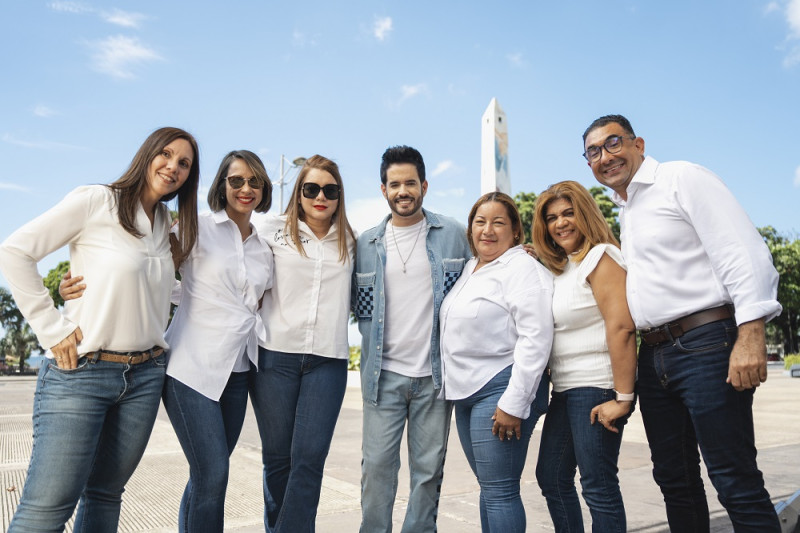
[353,209,472,405]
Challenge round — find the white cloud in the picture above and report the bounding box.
[2,133,86,151]
[783,45,800,67]
[89,35,162,79]
[431,160,454,177]
[347,197,389,233]
[507,52,526,68]
[393,83,428,107]
[33,105,57,118]
[373,16,393,41]
[432,187,465,198]
[794,165,800,187]
[100,9,145,28]
[788,0,800,36]
[764,1,781,14]
[48,1,92,14]
[0,182,30,193]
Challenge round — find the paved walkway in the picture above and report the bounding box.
[1,365,798,532]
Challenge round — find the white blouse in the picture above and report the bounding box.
[0,185,174,355]
[256,214,355,359]
[550,244,624,393]
[165,211,273,400]
[439,246,554,419]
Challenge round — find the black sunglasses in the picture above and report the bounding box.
[226,176,264,189]
[302,183,340,200]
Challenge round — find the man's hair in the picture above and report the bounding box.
[582,114,636,143]
[380,145,425,184]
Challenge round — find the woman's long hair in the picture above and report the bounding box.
[532,180,618,275]
[107,127,200,266]
[283,155,355,263]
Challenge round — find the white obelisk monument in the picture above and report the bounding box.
[480,98,511,195]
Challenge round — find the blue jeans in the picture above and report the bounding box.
[360,370,453,533]
[9,353,166,533]
[162,372,249,533]
[536,387,632,532]
[248,348,347,533]
[638,318,780,532]
[454,366,548,533]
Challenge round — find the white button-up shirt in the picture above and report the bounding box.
[165,211,273,400]
[615,156,781,328]
[0,185,174,354]
[439,246,554,419]
[256,215,355,359]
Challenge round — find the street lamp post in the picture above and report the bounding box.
[274,155,307,213]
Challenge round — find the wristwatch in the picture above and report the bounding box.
[614,389,635,402]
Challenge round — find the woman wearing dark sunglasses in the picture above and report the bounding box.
[251,154,356,532]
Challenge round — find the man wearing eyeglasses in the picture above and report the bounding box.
[582,114,781,532]
[353,145,471,533]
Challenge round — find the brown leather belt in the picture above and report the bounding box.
[88,346,164,365]
[640,305,733,346]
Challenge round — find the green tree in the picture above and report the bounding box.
[513,191,538,243]
[589,186,620,242]
[0,287,43,370]
[759,226,800,354]
[43,260,71,308]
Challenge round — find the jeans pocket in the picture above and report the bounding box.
[355,272,376,320]
[674,322,735,353]
[46,356,90,375]
[151,352,167,367]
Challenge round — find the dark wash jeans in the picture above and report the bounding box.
[637,318,780,533]
[536,386,632,533]
[162,372,249,533]
[248,348,347,533]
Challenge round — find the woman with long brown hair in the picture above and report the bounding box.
[250,154,356,532]
[0,127,199,532]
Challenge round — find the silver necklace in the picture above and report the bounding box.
[390,220,423,273]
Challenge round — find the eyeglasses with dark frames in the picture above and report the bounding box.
[583,135,635,162]
[226,176,264,189]
[302,183,340,200]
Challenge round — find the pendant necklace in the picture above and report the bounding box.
[391,220,423,274]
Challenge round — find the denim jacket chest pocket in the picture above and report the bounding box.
[442,258,466,296]
[355,271,376,321]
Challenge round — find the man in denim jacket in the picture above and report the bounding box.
[354,145,471,533]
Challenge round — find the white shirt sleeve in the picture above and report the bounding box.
[673,165,781,324]
[0,186,93,348]
[496,261,554,419]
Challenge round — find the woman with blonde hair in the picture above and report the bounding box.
[532,180,636,532]
[251,154,356,532]
[0,127,199,532]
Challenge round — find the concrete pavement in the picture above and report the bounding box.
[1,365,798,532]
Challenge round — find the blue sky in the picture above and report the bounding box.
[1,0,799,293]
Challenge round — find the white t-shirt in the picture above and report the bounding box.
[0,185,174,354]
[165,210,273,400]
[382,218,434,377]
[550,244,624,393]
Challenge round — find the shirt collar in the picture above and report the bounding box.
[611,155,659,206]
